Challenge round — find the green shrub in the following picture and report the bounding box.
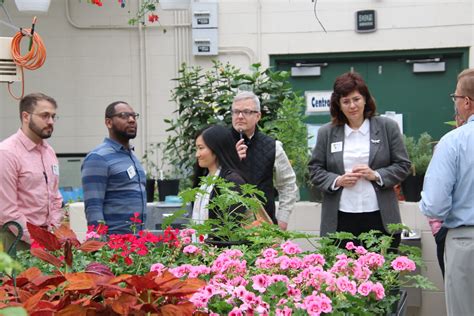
[403,132,434,175]
[164,60,309,188]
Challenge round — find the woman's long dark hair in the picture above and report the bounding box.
[192,125,247,188]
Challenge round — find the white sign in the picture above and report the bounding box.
[381,111,404,133]
[305,90,332,113]
[307,124,321,151]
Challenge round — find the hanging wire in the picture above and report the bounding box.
[313,0,327,33]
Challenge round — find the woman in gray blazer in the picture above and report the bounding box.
[308,72,411,248]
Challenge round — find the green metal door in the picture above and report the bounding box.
[272,48,468,140]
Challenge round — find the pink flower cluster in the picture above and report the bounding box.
[184,241,413,315]
[143,236,419,315]
[391,256,417,272]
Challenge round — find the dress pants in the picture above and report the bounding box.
[445,226,474,316]
[336,210,401,251]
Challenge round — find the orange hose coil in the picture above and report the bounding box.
[8,28,47,100]
[11,28,46,70]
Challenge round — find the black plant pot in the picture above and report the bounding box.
[386,289,408,316]
[401,174,425,202]
[204,238,251,248]
[146,179,156,202]
[157,179,180,202]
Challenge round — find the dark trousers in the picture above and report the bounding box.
[336,210,401,252]
[434,226,448,278]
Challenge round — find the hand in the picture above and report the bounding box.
[335,172,362,188]
[278,220,288,231]
[236,139,247,160]
[352,164,378,182]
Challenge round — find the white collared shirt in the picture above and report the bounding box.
[339,119,379,213]
[192,168,221,223]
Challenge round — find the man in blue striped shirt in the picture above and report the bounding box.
[81,101,146,234]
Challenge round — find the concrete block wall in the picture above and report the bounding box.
[287,201,446,316]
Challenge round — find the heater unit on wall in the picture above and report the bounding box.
[0,37,20,82]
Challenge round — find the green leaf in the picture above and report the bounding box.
[0,307,28,316]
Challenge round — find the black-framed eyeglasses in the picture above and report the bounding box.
[27,112,59,122]
[450,93,472,103]
[231,109,259,117]
[108,112,140,120]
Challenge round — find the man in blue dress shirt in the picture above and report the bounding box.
[420,68,474,316]
[81,101,147,234]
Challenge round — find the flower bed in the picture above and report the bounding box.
[0,221,434,315]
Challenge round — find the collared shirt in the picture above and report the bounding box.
[420,115,474,228]
[274,140,299,222]
[339,119,379,213]
[192,169,221,224]
[81,138,147,234]
[0,129,63,242]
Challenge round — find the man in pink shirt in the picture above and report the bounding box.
[0,93,63,253]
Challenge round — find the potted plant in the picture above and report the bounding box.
[142,142,183,202]
[154,143,183,202]
[141,143,160,202]
[179,176,270,247]
[187,226,434,315]
[402,132,434,202]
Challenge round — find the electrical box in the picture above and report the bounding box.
[192,28,218,56]
[191,2,218,28]
[0,37,20,82]
[191,1,218,56]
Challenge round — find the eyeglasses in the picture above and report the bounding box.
[108,112,140,120]
[231,109,259,117]
[28,112,59,122]
[450,93,472,102]
[341,96,364,106]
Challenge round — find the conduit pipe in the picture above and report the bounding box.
[138,0,148,155]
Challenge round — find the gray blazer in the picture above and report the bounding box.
[308,116,411,236]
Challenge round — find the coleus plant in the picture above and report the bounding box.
[0,223,205,315]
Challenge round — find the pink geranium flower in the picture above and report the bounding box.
[252,274,270,293]
[357,281,373,296]
[391,256,416,272]
[281,240,302,255]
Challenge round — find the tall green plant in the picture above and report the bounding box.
[403,132,434,175]
[165,60,309,187]
[262,94,309,186]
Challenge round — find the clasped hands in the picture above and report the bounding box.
[336,164,378,188]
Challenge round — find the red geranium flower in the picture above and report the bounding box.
[148,14,159,23]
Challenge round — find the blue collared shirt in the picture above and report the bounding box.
[420,115,474,228]
[82,138,147,234]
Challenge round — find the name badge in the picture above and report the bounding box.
[127,165,136,179]
[52,164,60,176]
[331,141,343,153]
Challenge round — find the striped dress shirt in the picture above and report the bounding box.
[81,138,146,234]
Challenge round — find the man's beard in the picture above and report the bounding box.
[113,126,137,140]
[29,119,53,139]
